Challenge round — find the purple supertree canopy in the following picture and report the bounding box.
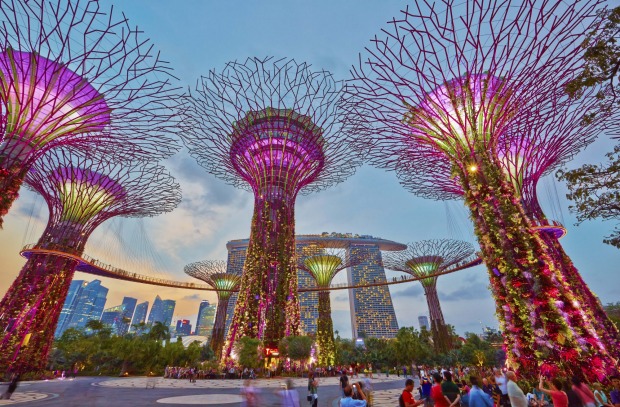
[181,57,363,351]
[25,148,181,251]
[345,0,604,168]
[0,49,110,156]
[182,57,362,196]
[0,0,182,165]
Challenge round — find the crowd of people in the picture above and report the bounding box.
[163,365,256,380]
[413,367,620,407]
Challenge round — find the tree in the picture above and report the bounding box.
[459,333,497,368]
[148,322,170,342]
[565,7,620,108]
[557,144,620,248]
[234,337,262,369]
[393,327,430,366]
[604,302,620,329]
[279,336,313,371]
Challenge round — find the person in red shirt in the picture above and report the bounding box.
[431,373,450,407]
[401,379,425,407]
[538,375,568,407]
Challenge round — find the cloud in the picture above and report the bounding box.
[438,278,491,302]
[182,293,202,301]
[391,284,424,298]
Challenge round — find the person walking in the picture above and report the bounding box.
[340,371,350,397]
[538,376,568,407]
[494,369,508,407]
[609,375,620,407]
[308,372,319,407]
[400,378,425,407]
[442,371,461,407]
[592,383,612,407]
[468,377,494,407]
[506,371,528,407]
[278,379,301,407]
[572,376,596,407]
[432,373,450,407]
[340,384,367,407]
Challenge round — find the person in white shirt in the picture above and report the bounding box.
[506,371,528,407]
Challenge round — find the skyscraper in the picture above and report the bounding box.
[100,304,125,335]
[418,315,430,331]
[147,295,164,326]
[55,280,86,338]
[65,280,108,331]
[296,243,319,335]
[119,297,137,335]
[131,301,149,332]
[162,300,176,327]
[196,300,216,337]
[224,245,246,338]
[224,234,404,341]
[175,319,192,336]
[347,242,399,340]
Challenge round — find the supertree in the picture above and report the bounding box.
[346,0,616,378]
[181,57,362,354]
[184,260,241,360]
[0,148,181,372]
[383,240,476,352]
[0,0,181,227]
[497,107,620,359]
[296,242,362,366]
[393,97,620,359]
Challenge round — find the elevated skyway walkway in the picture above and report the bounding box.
[20,244,482,292]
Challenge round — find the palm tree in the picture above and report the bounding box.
[148,322,170,342]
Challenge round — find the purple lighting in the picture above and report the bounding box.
[0,49,110,151]
[182,57,361,355]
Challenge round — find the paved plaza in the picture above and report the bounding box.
[0,375,414,406]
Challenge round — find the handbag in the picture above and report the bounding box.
[307,394,313,402]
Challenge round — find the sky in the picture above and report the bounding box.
[0,0,618,340]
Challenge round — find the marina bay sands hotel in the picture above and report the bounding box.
[224,232,406,340]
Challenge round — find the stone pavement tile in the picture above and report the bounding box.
[370,388,402,407]
[0,391,51,405]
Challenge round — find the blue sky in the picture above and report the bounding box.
[1,0,618,339]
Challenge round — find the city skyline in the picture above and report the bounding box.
[1,0,618,341]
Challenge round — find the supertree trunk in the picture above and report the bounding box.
[542,233,620,357]
[209,297,230,360]
[317,291,335,366]
[423,285,451,353]
[227,193,300,354]
[458,149,613,379]
[527,195,620,359]
[0,253,78,372]
[0,162,26,228]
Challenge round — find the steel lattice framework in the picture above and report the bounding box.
[181,57,362,355]
[0,0,182,227]
[296,242,364,366]
[184,260,241,360]
[394,90,620,359]
[0,148,181,373]
[346,0,616,378]
[383,239,476,353]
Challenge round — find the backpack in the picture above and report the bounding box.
[399,394,405,407]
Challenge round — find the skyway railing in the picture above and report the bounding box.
[20,244,483,292]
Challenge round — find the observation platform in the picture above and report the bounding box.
[227,232,407,251]
[20,244,482,292]
[531,219,567,239]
